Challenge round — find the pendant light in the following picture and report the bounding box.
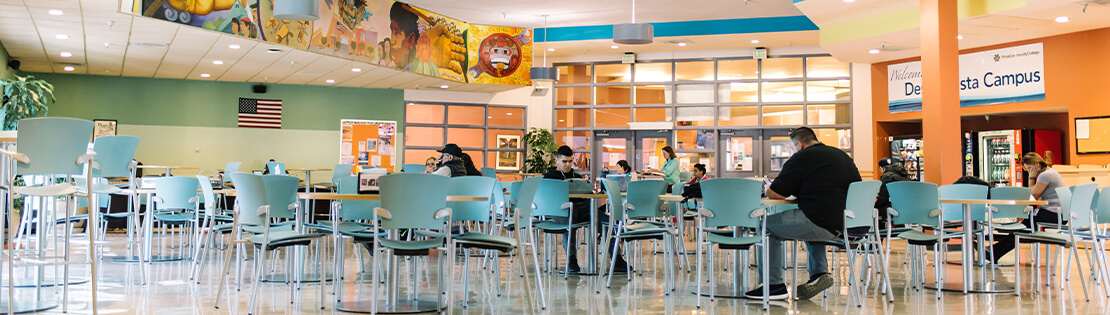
[613,0,653,45]
[530,15,558,82]
[274,0,320,21]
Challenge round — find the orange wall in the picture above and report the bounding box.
[872,27,1110,167]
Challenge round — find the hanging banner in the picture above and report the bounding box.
[466,24,533,86]
[887,43,1045,113]
[340,119,397,172]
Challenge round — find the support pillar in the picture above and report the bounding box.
[920,0,962,184]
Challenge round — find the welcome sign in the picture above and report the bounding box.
[888,43,1045,113]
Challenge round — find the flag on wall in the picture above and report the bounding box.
[238,98,282,129]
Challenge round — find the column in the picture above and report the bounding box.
[920,0,961,184]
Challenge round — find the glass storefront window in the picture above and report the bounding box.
[633,107,670,123]
[406,103,443,124]
[761,58,803,79]
[761,81,804,102]
[405,126,443,147]
[806,56,850,78]
[725,137,754,171]
[717,59,758,81]
[720,106,758,126]
[556,86,591,106]
[487,107,523,127]
[556,130,591,150]
[762,105,804,126]
[806,80,851,102]
[445,128,484,148]
[595,108,631,128]
[557,64,591,84]
[595,64,631,83]
[634,85,669,104]
[676,84,715,104]
[675,107,716,127]
[556,108,590,128]
[675,129,716,150]
[599,138,627,171]
[718,82,758,103]
[447,106,484,125]
[807,104,850,125]
[405,149,438,165]
[675,61,714,81]
[634,62,673,82]
[596,86,631,105]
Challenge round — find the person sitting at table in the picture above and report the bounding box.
[262,158,277,174]
[431,144,467,177]
[545,145,628,273]
[459,152,484,176]
[602,160,638,193]
[875,157,910,227]
[645,146,680,192]
[686,163,709,185]
[749,126,861,300]
[989,152,1064,264]
[423,156,437,174]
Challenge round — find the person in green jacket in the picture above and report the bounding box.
[646,145,680,191]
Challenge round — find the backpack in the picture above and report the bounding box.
[681,182,702,198]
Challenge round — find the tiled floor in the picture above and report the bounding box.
[4,234,1108,314]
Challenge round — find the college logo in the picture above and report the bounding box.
[994,54,1001,62]
[476,33,522,78]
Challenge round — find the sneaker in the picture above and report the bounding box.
[611,258,628,274]
[743,284,789,300]
[566,257,581,273]
[795,273,834,300]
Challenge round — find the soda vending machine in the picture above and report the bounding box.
[890,135,924,181]
[972,129,1062,187]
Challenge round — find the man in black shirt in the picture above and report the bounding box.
[543,145,627,273]
[746,127,861,300]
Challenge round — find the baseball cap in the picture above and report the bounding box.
[437,143,463,156]
[878,157,902,168]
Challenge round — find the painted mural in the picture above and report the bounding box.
[134,0,531,86]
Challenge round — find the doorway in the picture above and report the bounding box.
[593,130,673,177]
[718,129,797,179]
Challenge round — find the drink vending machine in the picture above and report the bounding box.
[963,129,1062,187]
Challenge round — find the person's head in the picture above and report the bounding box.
[789,127,820,150]
[459,152,477,170]
[661,146,677,160]
[616,160,632,174]
[1021,152,1050,171]
[878,157,902,173]
[555,145,574,173]
[269,159,276,162]
[389,3,419,66]
[425,156,437,167]
[692,163,707,178]
[437,143,463,163]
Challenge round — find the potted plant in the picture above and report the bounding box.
[522,127,556,174]
[0,74,54,131]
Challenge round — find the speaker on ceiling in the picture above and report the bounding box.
[252,84,267,94]
[6,60,20,71]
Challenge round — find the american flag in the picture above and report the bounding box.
[238,98,282,129]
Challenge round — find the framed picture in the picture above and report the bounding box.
[496,135,521,170]
[93,119,117,138]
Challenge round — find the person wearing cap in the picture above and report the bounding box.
[875,157,910,222]
[432,144,467,177]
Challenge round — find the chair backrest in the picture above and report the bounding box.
[378,173,449,230]
[700,178,763,229]
[491,181,506,216]
[154,176,199,211]
[196,175,217,218]
[481,167,496,178]
[90,135,140,178]
[938,184,988,221]
[844,180,883,229]
[533,179,570,218]
[229,172,268,226]
[266,161,286,175]
[505,180,523,212]
[1097,187,1110,224]
[1064,183,1099,229]
[446,176,497,223]
[602,179,623,219]
[262,175,300,220]
[989,186,1034,220]
[515,177,543,219]
[401,163,426,173]
[15,117,94,176]
[331,164,354,184]
[624,180,668,219]
[337,175,379,221]
[887,181,941,226]
[222,162,241,184]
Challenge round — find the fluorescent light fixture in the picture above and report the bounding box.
[55,34,69,39]
[229,44,241,49]
[677,42,687,47]
[407,103,415,106]
[64,66,74,71]
[440,85,449,89]
[200,73,210,78]
[750,39,759,44]
[610,45,619,49]
[48,9,63,15]
[60,52,71,57]
[957,35,964,40]
[213,60,224,65]
[351,68,362,72]
[868,49,880,54]
[1055,16,1069,23]
[547,48,555,52]
[507,112,513,115]
[326,79,335,83]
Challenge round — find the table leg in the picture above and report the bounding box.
[587,197,597,274]
[925,204,1015,294]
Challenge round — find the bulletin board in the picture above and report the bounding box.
[340,119,397,172]
[1076,116,1110,154]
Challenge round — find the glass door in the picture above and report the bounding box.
[592,130,673,177]
[594,130,633,177]
[763,129,796,178]
[636,130,673,172]
[719,129,760,178]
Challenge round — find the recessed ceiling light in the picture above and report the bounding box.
[407,103,415,106]
[547,48,555,52]
[200,73,210,78]
[440,85,449,89]
[55,34,69,40]
[488,116,493,119]
[1055,16,1069,23]
[957,35,964,40]
[507,112,513,115]
[48,9,63,16]
[267,48,281,53]
[60,52,71,57]
[326,79,335,83]
[63,66,74,71]
[559,120,565,122]
[677,42,687,47]
[212,60,224,65]
[751,39,760,44]
[611,45,619,49]
[868,49,880,54]
[351,68,362,72]
[843,0,855,2]
[228,44,241,49]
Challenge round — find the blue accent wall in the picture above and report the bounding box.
[535,16,819,42]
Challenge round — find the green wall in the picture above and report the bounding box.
[0,39,15,80]
[32,73,404,131]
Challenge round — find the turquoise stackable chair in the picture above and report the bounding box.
[327,175,389,300]
[57,135,141,240]
[596,178,675,294]
[322,163,354,190]
[692,178,770,309]
[261,175,300,229]
[984,187,1034,277]
[367,173,453,313]
[511,177,549,309]
[828,180,889,306]
[886,181,948,294]
[442,176,523,307]
[266,161,286,175]
[400,163,426,173]
[530,179,584,278]
[1014,183,1099,299]
[481,167,496,178]
[214,172,327,314]
[3,117,97,313]
[190,174,231,283]
[222,162,242,186]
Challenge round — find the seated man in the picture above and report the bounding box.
[544,145,627,273]
[747,127,861,300]
[431,144,467,177]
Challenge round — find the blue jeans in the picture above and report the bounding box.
[758,209,836,285]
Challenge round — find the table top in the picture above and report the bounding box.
[658,194,796,204]
[570,193,625,198]
[287,168,333,172]
[119,188,236,195]
[137,165,200,170]
[939,198,1047,206]
[0,137,15,143]
[296,192,487,202]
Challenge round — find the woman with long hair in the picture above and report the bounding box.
[989,152,1064,263]
[646,146,680,191]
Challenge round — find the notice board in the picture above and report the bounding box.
[1076,116,1110,154]
[340,120,397,172]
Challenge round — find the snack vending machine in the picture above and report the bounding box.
[890,136,924,181]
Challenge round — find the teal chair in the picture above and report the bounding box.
[57,136,141,238]
[262,175,300,229]
[596,179,675,294]
[401,163,426,173]
[190,174,232,283]
[323,163,354,190]
[828,180,888,306]
[151,176,201,260]
[222,162,242,186]
[481,167,496,178]
[327,175,389,300]
[266,161,286,175]
[887,181,948,293]
[368,173,453,313]
[1014,184,1099,299]
[510,177,549,309]
[215,172,327,314]
[530,179,585,277]
[985,187,1034,276]
[693,178,770,308]
[442,176,521,307]
[2,117,97,313]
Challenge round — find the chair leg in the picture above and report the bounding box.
[695,230,704,308]
[1071,245,1091,301]
[1015,236,1022,296]
[249,247,265,315]
[529,229,547,310]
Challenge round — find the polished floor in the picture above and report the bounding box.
[4,232,1109,314]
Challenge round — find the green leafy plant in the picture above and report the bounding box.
[0,75,54,130]
[522,127,556,174]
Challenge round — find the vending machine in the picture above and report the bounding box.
[889,135,924,181]
[973,129,1062,187]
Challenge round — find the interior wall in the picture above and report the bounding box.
[851,62,874,174]
[0,39,15,80]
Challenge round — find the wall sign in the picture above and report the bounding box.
[340,119,397,172]
[887,43,1045,113]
